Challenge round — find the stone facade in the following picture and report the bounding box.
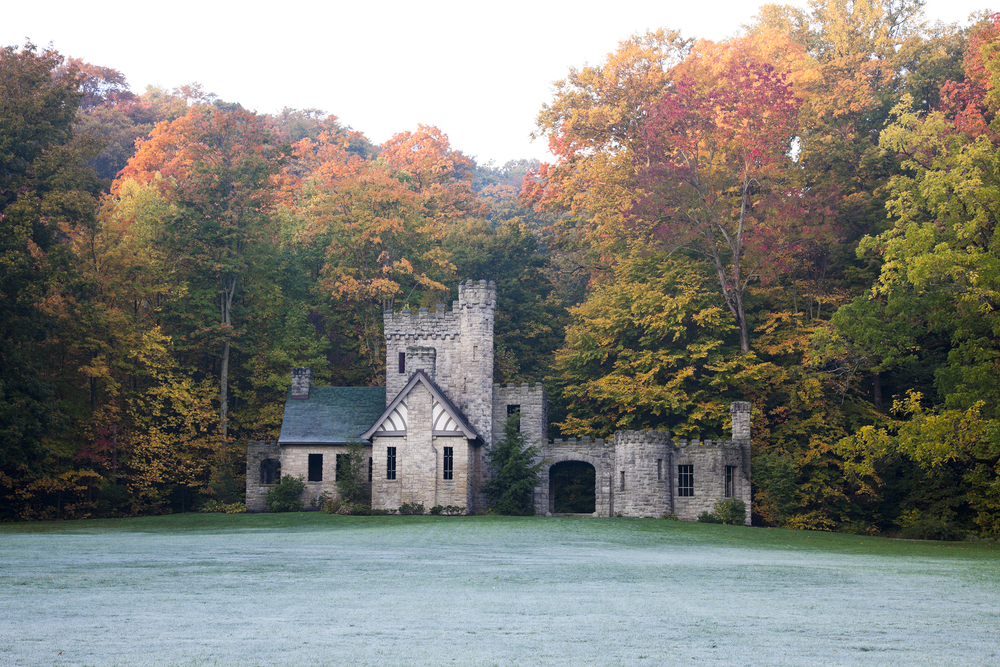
[248,279,753,524]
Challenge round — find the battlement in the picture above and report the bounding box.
[458,279,497,309]
[549,436,607,446]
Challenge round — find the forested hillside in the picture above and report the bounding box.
[2,1,998,537]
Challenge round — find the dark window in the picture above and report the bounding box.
[725,465,736,498]
[260,458,281,485]
[678,465,693,497]
[399,352,405,374]
[368,457,373,482]
[443,447,453,480]
[308,454,323,482]
[657,459,662,481]
[386,447,396,480]
[620,470,625,492]
[336,454,347,480]
[507,404,521,432]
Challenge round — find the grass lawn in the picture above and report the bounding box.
[1,514,997,666]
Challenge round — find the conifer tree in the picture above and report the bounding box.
[483,415,544,515]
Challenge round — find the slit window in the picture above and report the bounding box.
[678,465,694,497]
[443,447,453,480]
[368,457,373,482]
[620,470,625,492]
[308,454,323,482]
[725,465,736,498]
[386,447,396,480]
[657,459,662,481]
[507,404,521,432]
[398,352,405,374]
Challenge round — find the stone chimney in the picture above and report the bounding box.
[406,346,436,381]
[730,402,751,441]
[290,367,313,400]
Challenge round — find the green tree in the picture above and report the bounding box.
[484,415,544,515]
[0,43,102,472]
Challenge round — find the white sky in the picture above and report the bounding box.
[3,0,992,165]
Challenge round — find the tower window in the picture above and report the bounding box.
[678,465,694,497]
[725,465,736,498]
[443,447,453,480]
[507,404,521,432]
[387,447,396,480]
[657,459,662,481]
[308,454,323,482]
[398,352,405,374]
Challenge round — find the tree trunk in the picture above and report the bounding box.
[873,372,883,411]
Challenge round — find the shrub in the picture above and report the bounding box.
[714,499,747,525]
[900,517,965,541]
[398,502,424,515]
[199,500,247,514]
[335,443,370,505]
[697,511,723,523]
[265,476,305,512]
[430,505,465,516]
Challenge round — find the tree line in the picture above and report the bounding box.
[2,0,998,538]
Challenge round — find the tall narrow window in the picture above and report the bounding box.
[443,447,453,480]
[386,447,396,480]
[368,457,373,482]
[398,352,405,374]
[657,459,662,481]
[678,465,694,497]
[308,454,323,482]
[725,465,736,498]
[507,404,521,432]
[620,470,625,492]
[336,454,347,480]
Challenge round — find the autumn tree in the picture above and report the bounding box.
[523,29,692,266]
[633,57,802,353]
[116,105,286,438]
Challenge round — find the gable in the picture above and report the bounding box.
[278,386,386,445]
[361,370,479,441]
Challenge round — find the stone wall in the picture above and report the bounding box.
[671,439,750,524]
[280,444,373,510]
[246,440,281,512]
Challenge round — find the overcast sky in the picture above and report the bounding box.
[3,0,992,165]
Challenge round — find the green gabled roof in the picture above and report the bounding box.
[278,387,386,445]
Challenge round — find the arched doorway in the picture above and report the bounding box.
[549,461,596,514]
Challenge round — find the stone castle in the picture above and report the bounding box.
[247,280,751,523]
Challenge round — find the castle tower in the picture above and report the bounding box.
[382,279,497,446]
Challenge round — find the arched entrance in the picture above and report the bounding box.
[549,460,596,514]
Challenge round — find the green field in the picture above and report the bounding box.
[1,515,997,666]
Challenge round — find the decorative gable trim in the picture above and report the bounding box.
[432,400,464,436]
[360,370,479,442]
[376,400,407,436]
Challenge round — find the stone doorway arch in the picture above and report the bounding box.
[537,452,611,517]
[549,460,596,514]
